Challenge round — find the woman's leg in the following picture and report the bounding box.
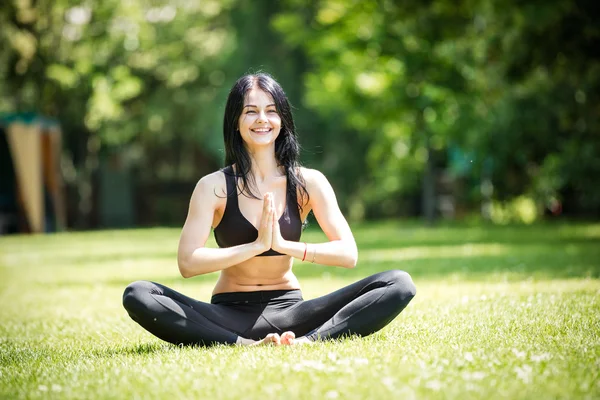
[122,281,249,346]
[265,270,416,341]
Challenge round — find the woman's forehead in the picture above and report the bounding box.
[244,88,275,105]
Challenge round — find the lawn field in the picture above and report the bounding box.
[1,221,599,399]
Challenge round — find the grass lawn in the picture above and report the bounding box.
[1,221,599,399]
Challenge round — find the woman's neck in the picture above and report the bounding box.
[247,145,282,183]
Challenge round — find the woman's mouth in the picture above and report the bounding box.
[251,128,272,135]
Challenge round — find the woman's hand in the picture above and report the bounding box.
[270,195,287,253]
[255,192,274,253]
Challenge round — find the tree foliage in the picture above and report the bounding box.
[273,0,600,219]
[1,0,598,226]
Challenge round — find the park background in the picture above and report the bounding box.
[1,1,599,400]
[1,0,598,232]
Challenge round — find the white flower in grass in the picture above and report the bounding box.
[515,364,533,384]
[335,357,368,366]
[462,371,487,381]
[292,360,336,373]
[325,390,339,399]
[530,353,551,362]
[348,357,368,365]
[511,348,526,359]
[381,376,395,388]
[464,352,474,362]
[51,384,62,392]
[38,385,48,392]
[265,383,283,394]
[425,380,443,391]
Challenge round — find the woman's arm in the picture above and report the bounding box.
[272,168,358,268]
[177,174,273,278]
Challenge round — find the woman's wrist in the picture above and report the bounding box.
[250,240,269,255]
[272,238,290,255]
[276,240,312,261]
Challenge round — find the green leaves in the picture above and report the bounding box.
[272,0,600,219]
[1,0,598,222]
[46,64,79,89]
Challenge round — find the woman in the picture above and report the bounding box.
[123,73,416,346]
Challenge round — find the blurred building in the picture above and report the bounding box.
[0,113,66,234]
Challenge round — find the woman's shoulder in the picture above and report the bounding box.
[193,169,228,196]
[299,167,328,186]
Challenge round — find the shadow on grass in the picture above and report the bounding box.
[348,223,600,249]
[91,341,234,357]
[27,251,600,291]
[355,236,600,250]
[8,222,600,289]
[19,236,598,267]
[92,342,175,357]
[38,239,599,288]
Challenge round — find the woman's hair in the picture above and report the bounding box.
[223,72,309,211]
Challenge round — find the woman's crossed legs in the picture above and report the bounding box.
[122,270,416,346]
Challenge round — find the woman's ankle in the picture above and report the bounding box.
[235,336,256,346]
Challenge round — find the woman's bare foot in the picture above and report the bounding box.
[293,336,315,345]
[250,333,281,346]
[236,332,313,346]
[280,332,315,345]
[281,331,295,345]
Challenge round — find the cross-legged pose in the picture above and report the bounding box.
[123,73,416,346]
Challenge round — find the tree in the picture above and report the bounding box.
[1,0,236,227]
[273,0,600,220]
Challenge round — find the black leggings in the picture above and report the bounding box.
[122,270,416,346]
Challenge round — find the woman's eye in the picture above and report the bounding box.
[245,110,256,114]
[268,109,278,113]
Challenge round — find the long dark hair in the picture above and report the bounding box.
[223,72,309,210]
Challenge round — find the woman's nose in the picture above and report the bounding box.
[256,110,268,122]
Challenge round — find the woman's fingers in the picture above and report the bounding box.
[261,193,269,227]
[265,193,273,223]
[262,193,271,218]
[255,193,273,252]
[267,193,274,229]
[270,196,276,226]
[270,195,275,226]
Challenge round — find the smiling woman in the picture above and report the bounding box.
[238,91,281,146]
[122,72,416,346]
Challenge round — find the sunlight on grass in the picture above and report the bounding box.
[361,243,510,262]
[1,221,599,399]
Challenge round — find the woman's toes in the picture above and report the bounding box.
[281,331,296,345]
[267,333,281,345]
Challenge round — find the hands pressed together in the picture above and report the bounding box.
[248,193,316,346]
[255,192,286,254]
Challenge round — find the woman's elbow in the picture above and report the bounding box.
[346,255,358,269]
[344,244,358,269]
[177,256,194,278]
[178,263,191,278]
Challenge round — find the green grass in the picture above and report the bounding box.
[1,221,599,399]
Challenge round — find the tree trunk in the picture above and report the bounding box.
[421,114,436,225]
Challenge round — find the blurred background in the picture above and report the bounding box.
[0,0,598,235]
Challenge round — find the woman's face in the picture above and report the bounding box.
[238,87,281,149]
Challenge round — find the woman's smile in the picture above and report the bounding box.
[251,127,273,134]
[238,87,282,147]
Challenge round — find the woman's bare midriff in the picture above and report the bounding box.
[212,254,301,295]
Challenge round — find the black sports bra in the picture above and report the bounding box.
[213,165,302,256]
